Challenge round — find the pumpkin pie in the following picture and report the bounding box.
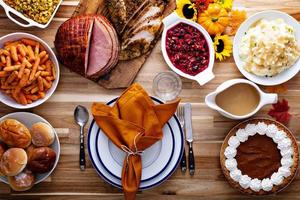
[220,118,299,195]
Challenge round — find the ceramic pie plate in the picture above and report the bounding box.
[88,97,184,190]
[220,118,299,195]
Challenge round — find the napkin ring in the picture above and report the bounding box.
[121,133,144,165]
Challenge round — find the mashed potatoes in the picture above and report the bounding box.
[239,18,300,77]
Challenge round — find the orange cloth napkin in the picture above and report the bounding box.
[91,83,180,200]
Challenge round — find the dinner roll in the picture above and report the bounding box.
[31,122,55,147]
[8,169,35,191]
[0,143,6,176]
[0,148,27,176]
[27,147,56,173]
[0,142,6,159]
[0,119,31,148]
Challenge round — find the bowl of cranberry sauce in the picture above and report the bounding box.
[161,12,215,85]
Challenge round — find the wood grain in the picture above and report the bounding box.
[0,0,300,199]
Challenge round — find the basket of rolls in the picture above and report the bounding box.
[0,112,60,191]
[0,32,59,109]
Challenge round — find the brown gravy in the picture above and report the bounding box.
[215,83,260,116]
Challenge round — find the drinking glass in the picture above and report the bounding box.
[152,71,182,102]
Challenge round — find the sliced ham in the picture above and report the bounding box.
[87,19,113,78]
[55,15,120,81]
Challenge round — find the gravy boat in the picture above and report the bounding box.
[205,79,278,120]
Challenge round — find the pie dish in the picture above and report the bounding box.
[220,118,299,195]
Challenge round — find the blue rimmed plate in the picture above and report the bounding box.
[87,97,184,190]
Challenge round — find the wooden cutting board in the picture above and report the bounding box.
[72,0,176,89]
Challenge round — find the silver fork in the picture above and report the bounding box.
[177,104,187,173]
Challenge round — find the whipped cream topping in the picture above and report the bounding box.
[239,175,251,189]
[261,178,273,191]
[236,129,248,142]
[230,169,242,182]
[228,136,240,148]
[271,172,284,185]
[245,124,257,136]
[224,146,237,159]
[225,158,237,170]
[250,178,262,192]
[224,122,294,192]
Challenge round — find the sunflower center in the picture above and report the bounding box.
[182,4,195,19]
[216,39,225,53]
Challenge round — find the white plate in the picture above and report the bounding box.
[233,10,300,86]
[0,112,60,185]
[88,97,184,190]
[95,98,175,181]
[0,33,60,109]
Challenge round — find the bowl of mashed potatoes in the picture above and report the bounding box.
[233,10,300,86]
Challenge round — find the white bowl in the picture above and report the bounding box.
[0,112,60,185]
[0,32,60,109]
[0,0,62,28]
[161,12,215,86]
[233,10,300,86]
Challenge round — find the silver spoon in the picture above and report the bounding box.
[74,105,89,171]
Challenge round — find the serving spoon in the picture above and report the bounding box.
[74,105,89,171]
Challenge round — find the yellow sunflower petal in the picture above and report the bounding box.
[214,0,233,11]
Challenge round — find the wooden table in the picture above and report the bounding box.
[0,0,300,199]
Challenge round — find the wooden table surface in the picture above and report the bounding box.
[0,0,300,199]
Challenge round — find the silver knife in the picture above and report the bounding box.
[184,103,195,175]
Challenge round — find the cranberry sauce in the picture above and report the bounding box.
[166,22,210,76]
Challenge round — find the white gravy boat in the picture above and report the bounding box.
[205,79,278,120]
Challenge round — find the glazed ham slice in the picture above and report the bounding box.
[55,15,119,80]
[87,19,113,78]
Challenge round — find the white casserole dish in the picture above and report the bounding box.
[0,0,62,28]
[161,12,215,86]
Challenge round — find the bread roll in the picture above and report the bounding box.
[0,142,6,159]
[0,148,27,176]
[0,119,31,148]
[8,169,35,191]
[0,143,6,176]
[31,122,55,147]
[27,147,56,173]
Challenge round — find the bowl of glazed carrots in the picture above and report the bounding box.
[0,32,59,109]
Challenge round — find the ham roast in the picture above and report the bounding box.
[55,15,119,80]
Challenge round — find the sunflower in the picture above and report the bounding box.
[214,0,233,11]
[176,0,197,21]
[213,34,232,61]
